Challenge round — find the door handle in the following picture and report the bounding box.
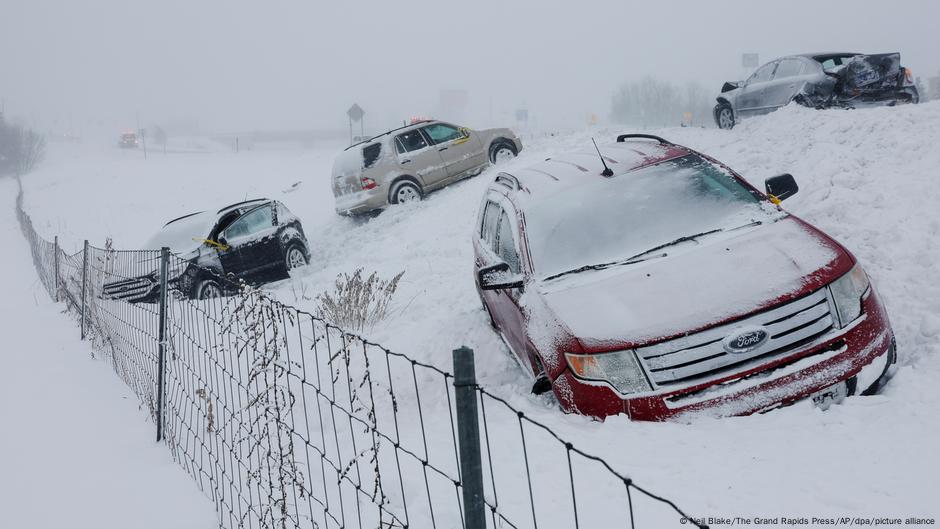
[438,147,449,152]
[401,159,412,164]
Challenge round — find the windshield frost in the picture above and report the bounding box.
[526,154,772,279]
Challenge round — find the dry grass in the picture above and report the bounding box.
[315,268,404,332]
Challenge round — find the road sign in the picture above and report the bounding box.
[742,53,760,68]
[347,103,365,122]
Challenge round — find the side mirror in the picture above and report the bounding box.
[721,81,740,93]
[478,262,523,291]
[765,173,799,203]
[212,237,230,251]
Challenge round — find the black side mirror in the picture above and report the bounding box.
[478,262,523,291]
[216,236,229,249]
[765,173,799,202]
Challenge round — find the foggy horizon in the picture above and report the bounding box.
[3,0,939,135]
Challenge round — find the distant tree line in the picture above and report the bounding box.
[611,77,716,128]
[0,113,46,177]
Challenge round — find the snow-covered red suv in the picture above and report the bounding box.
[473,134,896,420]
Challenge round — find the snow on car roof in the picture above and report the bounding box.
[505,140,690,199]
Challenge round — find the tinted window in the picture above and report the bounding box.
[395,130,428,154]
[775,59,804,78]
[750,62,777,83]
[422,123,463,144]
[481,201,500,250]
[362,143,381,168]
[224,206,273,240]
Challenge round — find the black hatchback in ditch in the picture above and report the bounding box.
[102,198,311,302]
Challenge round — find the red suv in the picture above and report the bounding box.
[473,134,896,420]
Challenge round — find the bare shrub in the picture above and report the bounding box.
[0,116,46,177]
[316,268,404,332]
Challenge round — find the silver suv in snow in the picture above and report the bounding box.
[332,120,522,215]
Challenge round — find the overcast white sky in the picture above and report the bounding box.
[2,0,938,134]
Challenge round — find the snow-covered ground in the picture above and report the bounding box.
[0,178,217,529]
[15,103,940,523]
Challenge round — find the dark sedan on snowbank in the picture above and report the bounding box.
[102,198,310,302]
[715,52,919,129]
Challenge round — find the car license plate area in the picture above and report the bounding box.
[811,380,849,411]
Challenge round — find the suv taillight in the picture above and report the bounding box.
[361,177,377,190]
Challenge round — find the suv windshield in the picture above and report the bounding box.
[525,154,773,280]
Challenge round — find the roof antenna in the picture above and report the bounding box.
[592,138,614,177]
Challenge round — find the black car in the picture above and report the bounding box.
[102,198,310,302]
[714,52,920,129]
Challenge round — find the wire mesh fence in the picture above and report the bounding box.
[14,179,707,529]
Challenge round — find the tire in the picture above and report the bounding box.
[389,180,422,204]
[860,339,898,396]
[285,243,308,272]
[490,141,517,164]
[194,278,223,300]
[715,103,735,130]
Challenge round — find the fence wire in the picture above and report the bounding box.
[14,179,708,529]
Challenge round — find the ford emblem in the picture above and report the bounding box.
[722,326,770,354]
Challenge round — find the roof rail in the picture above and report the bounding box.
[217,198,270,214]
[343,120,436,151]
[615,133,674,145]
[494,172,520,190]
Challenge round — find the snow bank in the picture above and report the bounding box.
[0,179,215,529]
[18,102,940,522]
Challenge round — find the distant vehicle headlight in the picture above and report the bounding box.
[829,264,870,328]
[564,350,652,394]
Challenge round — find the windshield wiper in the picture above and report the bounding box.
[543,228,724,282]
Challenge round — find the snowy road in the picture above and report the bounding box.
[0,178,216,529]
[14,103,940,523]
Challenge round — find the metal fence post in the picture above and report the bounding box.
[453,346,486,529]
[53,236,60,302]
[156,247,169,442]
[80,240,89,340]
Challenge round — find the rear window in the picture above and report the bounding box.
[363,143,381,168]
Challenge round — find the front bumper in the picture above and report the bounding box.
[552,287,896,421]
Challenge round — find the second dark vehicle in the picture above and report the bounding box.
[102,198,310,302]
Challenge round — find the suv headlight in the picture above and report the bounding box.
[828,264,870,328]
[564,350,652,394]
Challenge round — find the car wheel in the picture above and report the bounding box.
[716,103,735,130]
[195,278,223,300]
[390,180,422,204]
[490,142,517,164]
[285,243,308,271]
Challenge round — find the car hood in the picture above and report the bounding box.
[144,211,216,254]
[537,217,849,348]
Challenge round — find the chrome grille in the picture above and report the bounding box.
[101,276,157,302]
[636,289,835,387]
